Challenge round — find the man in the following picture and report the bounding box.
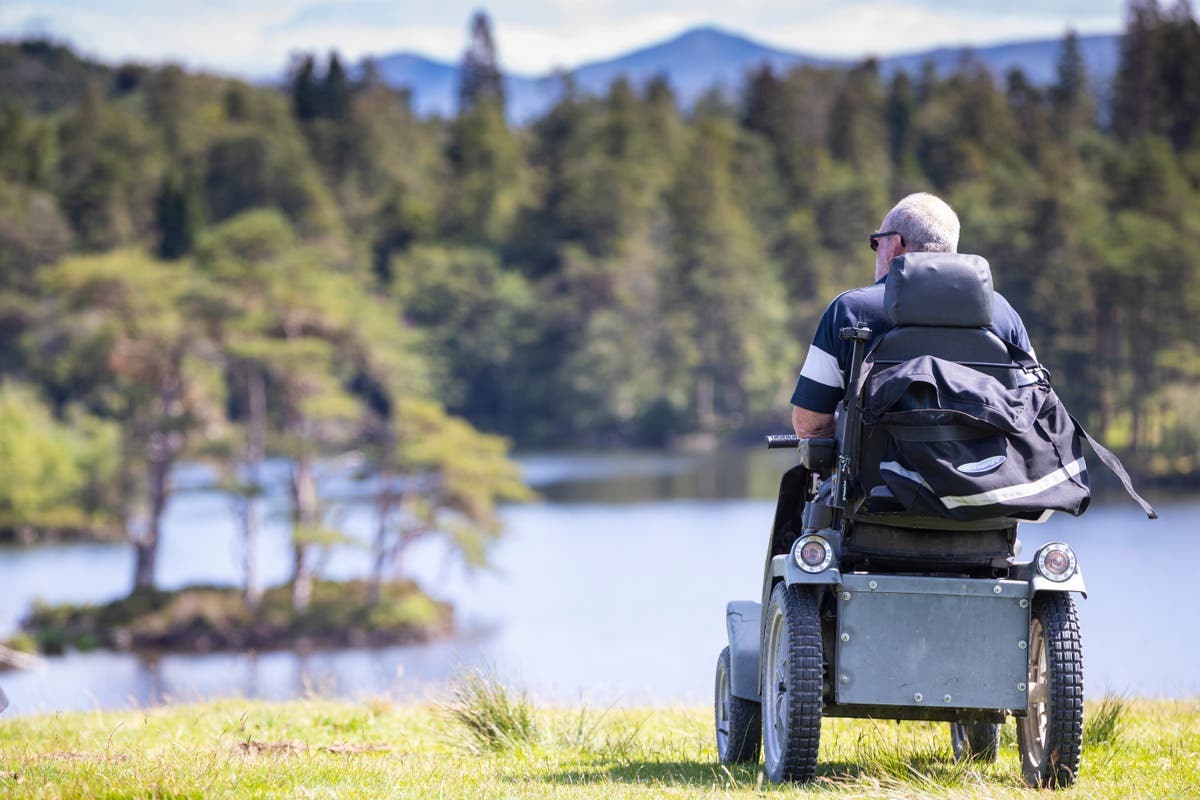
[790,192,1034,438]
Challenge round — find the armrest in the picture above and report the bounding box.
[799,437,836,472]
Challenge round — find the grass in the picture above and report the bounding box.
[0,695,1196,798]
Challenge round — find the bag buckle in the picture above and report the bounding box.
[1022,364,1051,385]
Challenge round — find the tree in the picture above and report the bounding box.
[827,59,888,174]
[1157,1,1200,150]
[155,165,204,259]
[885,70,920,179]
[1051,30,1096,140]
[0,182,73,292]
[443,98,528,244]
[322,52,352,121]
[0,382,118,538]
[1114,0,1164,140]
[36,251,224,591]
[391,245,534,430]
[291,54,320,121]
[364,396,530,600]
[459,11,504,114]
[193,211,363,611]
[664,116,795,432]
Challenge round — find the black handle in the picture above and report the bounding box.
[765,434,801,449]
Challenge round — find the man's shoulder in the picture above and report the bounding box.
[825,282,886,317]
[991,291,1027,326]
[817,283,889,342]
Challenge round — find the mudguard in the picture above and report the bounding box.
[771,554,842,586]
[1032,567,1087,598]
[725,601,761,702]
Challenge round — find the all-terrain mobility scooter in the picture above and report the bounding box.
[714,253,1154,789]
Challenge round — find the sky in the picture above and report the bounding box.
[0,1,1127,77]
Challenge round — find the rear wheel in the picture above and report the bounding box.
[950,721,1000,762]
[761,582,823,783]
[1017,593,1083,789]
[714,646,761,763]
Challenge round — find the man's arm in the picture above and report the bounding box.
[792,405,835,438]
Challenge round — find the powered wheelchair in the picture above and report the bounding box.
[714,253,1091,789]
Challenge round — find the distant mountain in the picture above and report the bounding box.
[368,51,555,120]
[881,34,1121,86]
[568,26,837,105]
[368,26,1121,123]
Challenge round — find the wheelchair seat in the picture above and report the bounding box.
[839,253,1027,571]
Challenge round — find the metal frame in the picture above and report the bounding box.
[729,558,1084,713]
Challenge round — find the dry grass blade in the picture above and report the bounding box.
[318,743,395,754]
[236,740,307,755]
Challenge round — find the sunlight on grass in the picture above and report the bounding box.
[0,696,1195,798]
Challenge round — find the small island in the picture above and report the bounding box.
[11,580,450,657]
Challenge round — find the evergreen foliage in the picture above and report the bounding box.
[0,0,1199,572]
[459,11,505,114]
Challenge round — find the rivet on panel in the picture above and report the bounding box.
[842,592,852,601]
[913,692,923,702]
[840,633,850,643]
[868,580,878,590]
[992,585,1003,594]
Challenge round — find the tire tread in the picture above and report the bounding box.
[715,646,762,763]
[1020,593,1084,789]
[764,583,823,782]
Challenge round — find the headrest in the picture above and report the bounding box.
[884,252,994,327]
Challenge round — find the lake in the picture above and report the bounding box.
[0,449,1194,716]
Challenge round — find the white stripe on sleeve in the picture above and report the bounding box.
[799,345,843,389]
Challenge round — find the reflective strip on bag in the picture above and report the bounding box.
[880,458,1087,509]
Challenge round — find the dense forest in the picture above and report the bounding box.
[0,1,1198,569]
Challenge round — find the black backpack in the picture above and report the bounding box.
[860,343,1157,522]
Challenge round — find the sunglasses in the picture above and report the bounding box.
[869,231,905,251]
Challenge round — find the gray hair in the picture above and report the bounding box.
[882,193,960,253]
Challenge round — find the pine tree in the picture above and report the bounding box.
[1114,0,1164,139]
[155,166,204,259]
[291,54,320,121]
[1051,30,1096,140]
[323,52,352,120]
[1157,0,1200,150]
[886,70,917,170]
[458,11,505,114]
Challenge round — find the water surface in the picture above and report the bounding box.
[1,449,1193,715]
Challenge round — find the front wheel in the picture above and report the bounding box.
[1017,593,1083,789]
[950,721,999,762]
[715,646,761,763]
[761,582,823,783]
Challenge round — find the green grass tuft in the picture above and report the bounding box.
[442,668,538,753]
[1085,691,1128,746]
